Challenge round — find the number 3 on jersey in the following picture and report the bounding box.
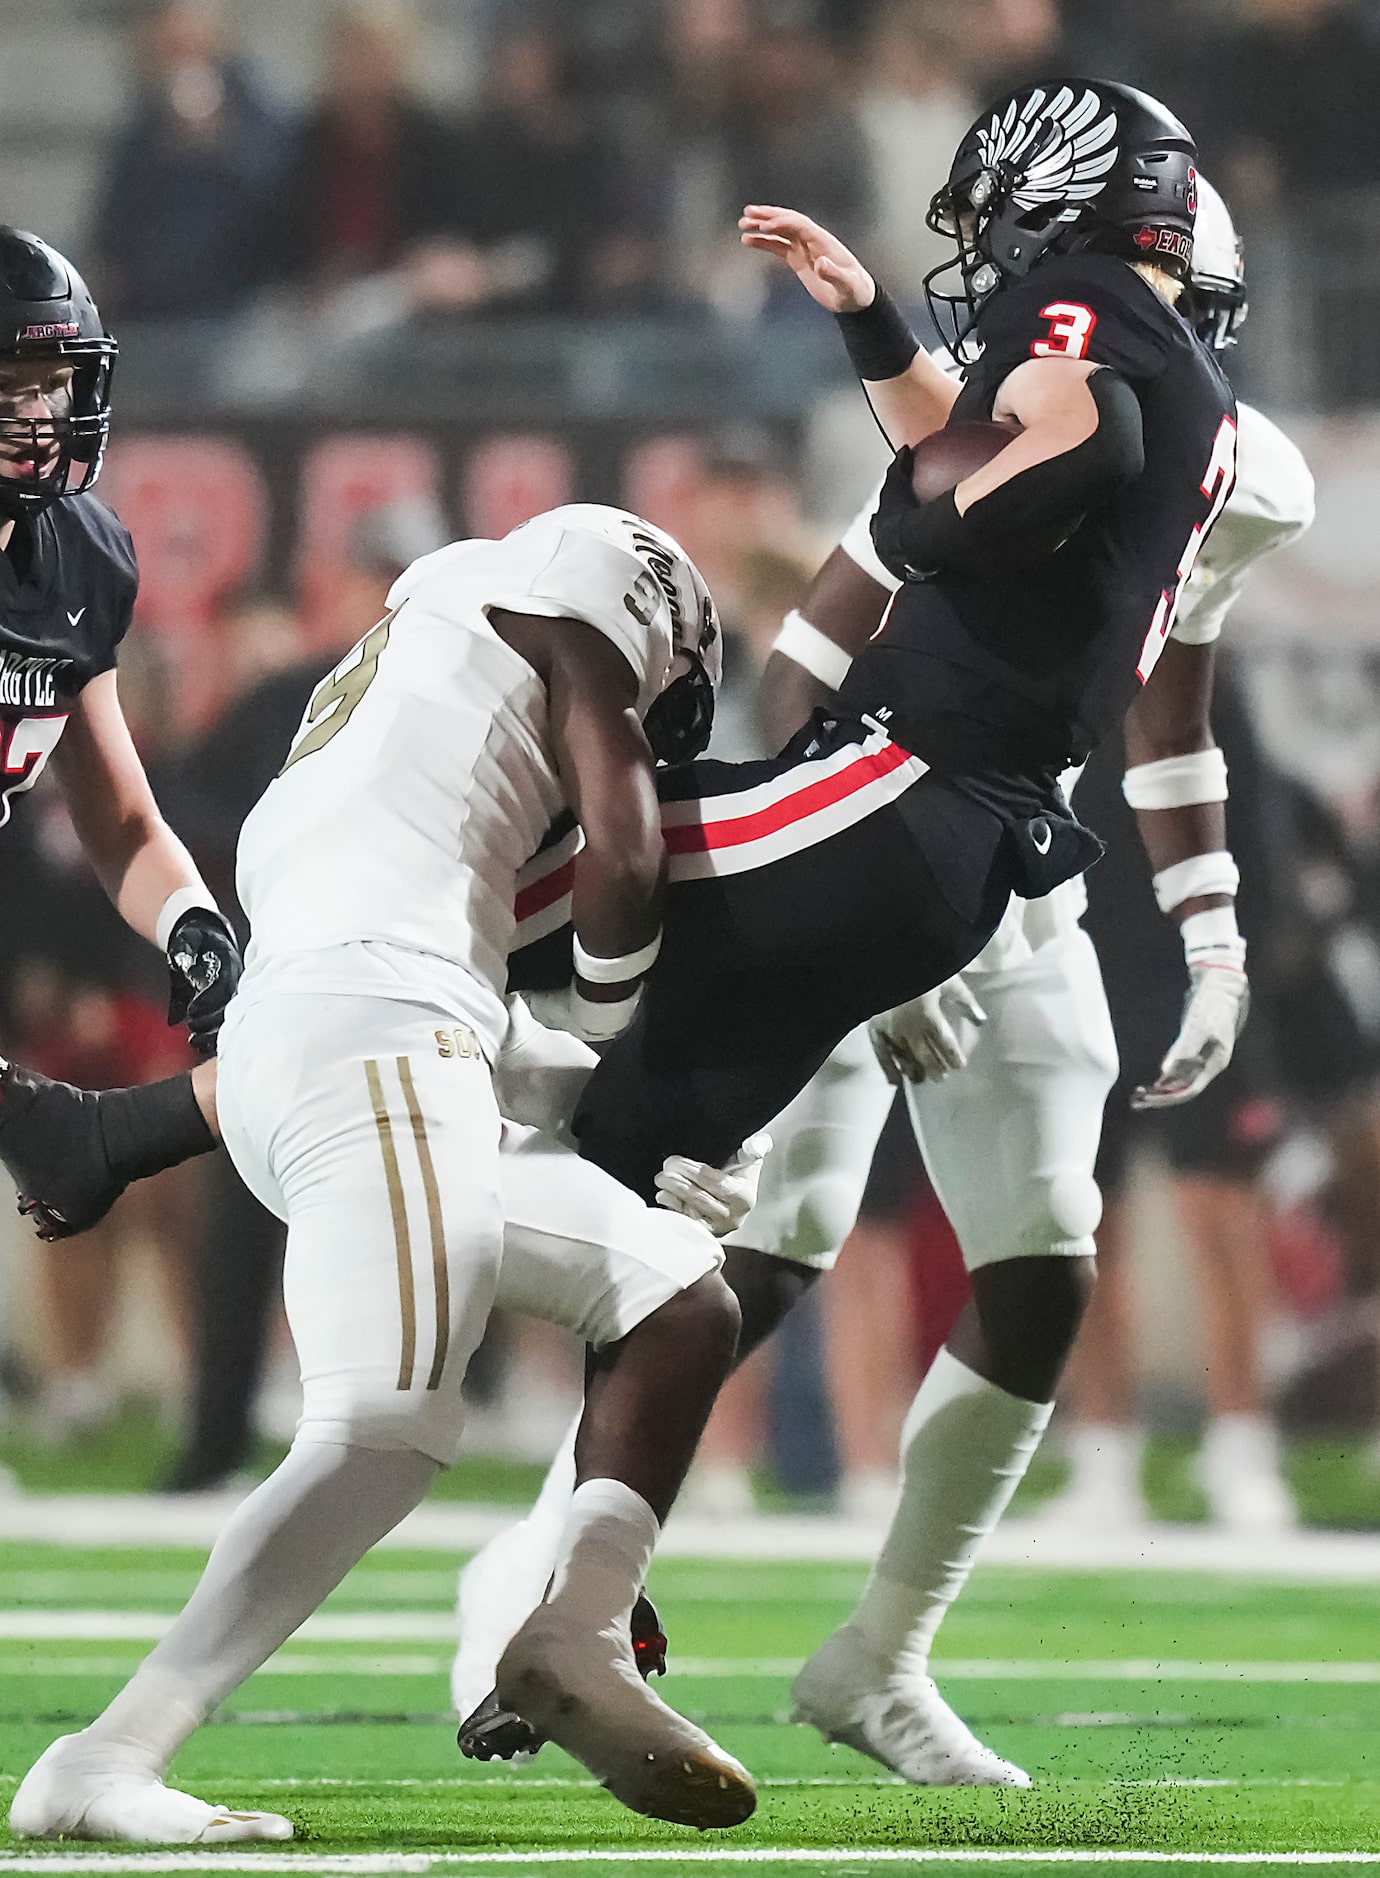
[0,712,68,828]
[1137,416,1238,684]
[1032,302,1097,360]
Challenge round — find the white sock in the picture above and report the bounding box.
[544,1478,659,1634]
[853,1347,1052,1666]
[1201,1412,1280,1477]
[520,1410,580,1580]
[85,1439,438,1774]
[1063,1421,1146,1500]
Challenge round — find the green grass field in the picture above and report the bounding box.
[3,1538,1380,1875]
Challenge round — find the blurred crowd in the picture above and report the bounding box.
[82,0,1380,336]
[7,0,1380,1526]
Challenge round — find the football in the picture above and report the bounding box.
[909,419,1014,503]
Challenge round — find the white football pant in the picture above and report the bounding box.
[217,992,720,1466]
[728,925,1118,1273]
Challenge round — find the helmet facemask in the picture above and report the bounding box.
[643,589,720,766]
[0,339,116,521]
[1179,174,1248,351]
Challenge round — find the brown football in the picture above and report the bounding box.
[909,419,1013,503]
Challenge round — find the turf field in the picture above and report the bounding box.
[2,1540,1380,1875]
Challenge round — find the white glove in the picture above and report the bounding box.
[654,1133,773,1238]
[522,983,641,1045]
[868,975,987,1085]
[1131,960,1250,1109]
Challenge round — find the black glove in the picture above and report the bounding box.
[166,908,242,1056]
[869,447,967,584]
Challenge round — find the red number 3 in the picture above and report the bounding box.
[1032,302,1097,360]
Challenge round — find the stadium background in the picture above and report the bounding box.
[8,3,1380,1870]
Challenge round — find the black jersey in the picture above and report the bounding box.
[0,493,137,829]
[839,253,1237,820]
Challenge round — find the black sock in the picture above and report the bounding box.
[97,1074,217,1183]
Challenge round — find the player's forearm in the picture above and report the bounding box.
[570,832,664,959]
[863,358,962,449]
[1123,638,1230,921]
[1130,800,1232,921]
[834,287,959,447]
[760,649,835,749]
[104,816,217,948]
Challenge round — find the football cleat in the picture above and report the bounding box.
[495,1606,754,1829]
[9,1732,292,1843]
[0,1059,126,1240]
[792,1624,1030,1788]
[459,1591,667,1764]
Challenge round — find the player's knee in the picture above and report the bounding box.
[1015,1166,1103,1263]
[649,1267,741,1370]
[791,1175,863,1269]
[968,1252,1096,1399]
[296,1388,465,1469]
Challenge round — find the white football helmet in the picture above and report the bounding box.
[1186,174,1247,351]
[549,503,722,763]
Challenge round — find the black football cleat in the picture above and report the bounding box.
[457,1686,544,1763]
[457,1592,668,1765]
[630,1591,668,1680]
[0,1059,125,1241]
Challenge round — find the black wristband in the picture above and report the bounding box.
[834,287,920,382]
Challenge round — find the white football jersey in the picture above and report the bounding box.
[832,400,1313,960]
[234,509,681,1062]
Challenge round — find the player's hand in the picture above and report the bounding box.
[1131,962,1250,1109]
[738,205,875,314]
[654,1133,773,1238]
[869,975,988,1085]
[523,983,642,1045]
[870,446,928,582]
[166,909,243,1056]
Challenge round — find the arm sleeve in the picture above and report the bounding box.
[896,368,1146,578]
[1171,402,1315,646]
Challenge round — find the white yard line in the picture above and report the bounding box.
[2,1623,1379,1687]
[8,1498,1380,1580]
[5,1850,1380,1871]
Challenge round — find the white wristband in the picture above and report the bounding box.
[156,885,220,953]
[572,930,662,985]
[1181,904,1246,969]
[570,985,642,1041]
[1123,748,1228,810]
[1152,850,1239,914]
[771,610,853,691]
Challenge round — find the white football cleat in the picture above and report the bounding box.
[1197,1416,1297,1534]
[497,1607,756,1829]
[452,1517,555,1725]
[792,1625,1030,1788]
[9,1733,293,1844]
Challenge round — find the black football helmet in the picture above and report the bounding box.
[1180,174,1248,352]
[0,228,117,520]
[925,81,1199,357]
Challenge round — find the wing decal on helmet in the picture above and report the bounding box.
[977,85,1120,212]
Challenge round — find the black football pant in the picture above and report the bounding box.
[572,729,1014,1202]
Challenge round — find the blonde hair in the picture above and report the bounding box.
[1131,261,1185,305]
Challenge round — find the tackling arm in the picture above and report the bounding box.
[1122,632,1248,1109]
[760,546,892,748]
[492,610,664,1040]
